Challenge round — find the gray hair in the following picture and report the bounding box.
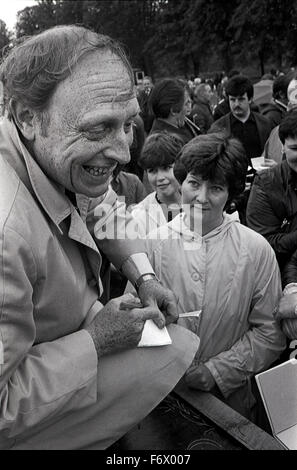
[0,25,134,119]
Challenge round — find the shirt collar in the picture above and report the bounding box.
[169,211,235,241]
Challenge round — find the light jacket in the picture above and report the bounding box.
[145,213,286,397]
[0,118,143,444]
[131,192,168,236]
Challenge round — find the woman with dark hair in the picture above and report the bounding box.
[148,78,201,145]
[143,132,286,422]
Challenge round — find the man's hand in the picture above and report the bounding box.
[184,363,216,391]
[85,293,161,358]
[137,279,178,328]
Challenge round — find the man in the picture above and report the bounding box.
[190,83,214,133]
[0,26,199,450]
[246,110,297,275]
[149,78,201,146]
[138,75,154,134]
[260,74,290,128]
[209,75,271,163]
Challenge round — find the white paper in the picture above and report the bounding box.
[138,319,172,347]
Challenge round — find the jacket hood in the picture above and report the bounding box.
[167,211,237,242]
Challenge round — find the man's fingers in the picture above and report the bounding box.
[132,306,165,328]
[162,296,178,324]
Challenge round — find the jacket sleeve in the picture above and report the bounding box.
[282,248,297,286]
[0,227,98,441]
[87,187,147,270]
[204,240,286,397]
[207,120,223,134]
[246,174,297,258]
[192,113,207,134]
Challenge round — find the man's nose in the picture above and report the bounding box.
[106,128,131,165]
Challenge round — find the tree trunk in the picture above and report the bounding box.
[259,50,265,76]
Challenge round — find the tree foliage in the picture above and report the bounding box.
[0,20,11,56]
[13,0,297,78]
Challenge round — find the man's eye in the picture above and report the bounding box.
[212,186,223,192]
[82,125,108,140]
[124,121,133,133]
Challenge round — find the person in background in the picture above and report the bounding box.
[0,25,199,450]
[138,75,154,134]
[260,74,291,128]
[149,77,201,146]
[140,133,286,423]
[131,132,183,236]
[213,70,240,121]
[190,83,214,133]
[209,75,271,164]
[122,113,145,181]
[246,110,297,276]
[262,73,297,165]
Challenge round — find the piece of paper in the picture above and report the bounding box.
[256,358,297,449]
[138,319,172,347]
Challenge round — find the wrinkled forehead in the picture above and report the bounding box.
[62,50,136,104]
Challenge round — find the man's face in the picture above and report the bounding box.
[229,92,251,119]
[203,85,212,104]
[30,50,139,198]
[143,78,152,92]
[284,137,297,173]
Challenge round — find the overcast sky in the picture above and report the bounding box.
[0,0,37,31]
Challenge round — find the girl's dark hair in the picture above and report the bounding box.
[174,132,248,202]
[138,132,184,170]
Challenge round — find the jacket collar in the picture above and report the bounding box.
[0,118,73,230]
[169,211,235,242]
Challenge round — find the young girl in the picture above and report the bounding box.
[131,132,183,236]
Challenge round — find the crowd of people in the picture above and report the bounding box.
[0,24,296,450]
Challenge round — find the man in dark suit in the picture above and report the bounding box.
[209,75,271,163]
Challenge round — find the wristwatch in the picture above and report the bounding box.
[135,273,158,291]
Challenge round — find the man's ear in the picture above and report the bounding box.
[170,106,178,117]
[9,99,36,141]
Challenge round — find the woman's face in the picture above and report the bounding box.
[181,173,229,235]
[147,164,180,201]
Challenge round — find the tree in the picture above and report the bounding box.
[230,0,297,75]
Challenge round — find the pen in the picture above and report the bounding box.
[179,310,201,318]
